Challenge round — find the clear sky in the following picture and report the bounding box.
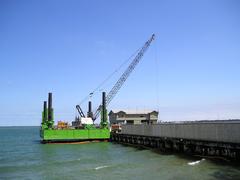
[0,0,240,126]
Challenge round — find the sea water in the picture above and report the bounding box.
[0,127,240,180]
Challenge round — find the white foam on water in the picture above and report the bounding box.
[188,158,205,166]
[95,165,109,170]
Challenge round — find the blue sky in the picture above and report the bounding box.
[0,0,240,126]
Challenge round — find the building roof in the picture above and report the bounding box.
[109,109,158,115]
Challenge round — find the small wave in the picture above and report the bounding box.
[95,165,108,170]
[188,158,205,166]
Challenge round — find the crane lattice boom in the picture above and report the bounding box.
[93,34,155,120]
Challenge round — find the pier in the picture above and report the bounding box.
[111,120,240,160]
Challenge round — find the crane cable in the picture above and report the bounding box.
[154,37,160,113]
[77,46,142,106]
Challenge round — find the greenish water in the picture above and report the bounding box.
[0,127,240,180]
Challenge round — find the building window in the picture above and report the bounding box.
[126,120,134,124]
[118,114,124,118]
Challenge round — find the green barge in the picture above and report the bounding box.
[40,93,110,143]
[40,129,110,143]
[40,35,155,143]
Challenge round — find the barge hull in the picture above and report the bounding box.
[41,129,110,143]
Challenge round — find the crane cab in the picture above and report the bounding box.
[72,117,94,129]
[81,117,94,125]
